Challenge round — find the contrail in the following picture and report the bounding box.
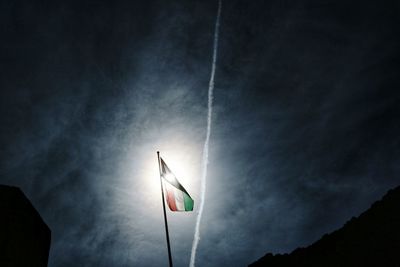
[190,1,222,266]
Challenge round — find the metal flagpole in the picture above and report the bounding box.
[157,151,173,267]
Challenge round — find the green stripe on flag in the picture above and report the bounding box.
[183,193,194,211]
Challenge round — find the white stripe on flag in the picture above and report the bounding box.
[174,186,185,211]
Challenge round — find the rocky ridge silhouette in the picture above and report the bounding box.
[250,185,400,267]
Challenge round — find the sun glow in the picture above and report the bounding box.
[164,173,175,183]
[121,136,201,212]
[146,144,198,195]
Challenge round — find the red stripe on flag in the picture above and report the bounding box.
[166,188,178,211]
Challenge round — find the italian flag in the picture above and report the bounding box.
[160,157,194,212]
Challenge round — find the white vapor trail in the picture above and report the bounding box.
[190,1,222,266]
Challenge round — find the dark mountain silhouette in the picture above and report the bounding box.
[250,185,400,267]
[0,185,51,267]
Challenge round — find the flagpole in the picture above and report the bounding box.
[157,151,173,267]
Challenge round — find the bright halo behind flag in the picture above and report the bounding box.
[160,157,194,212]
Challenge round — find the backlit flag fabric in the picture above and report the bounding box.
[160,157,194,212]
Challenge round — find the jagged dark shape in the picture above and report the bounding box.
[250,186,400,267]
[0,185,51,267]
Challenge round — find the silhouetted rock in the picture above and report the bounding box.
[0,185,51,267]
[250,186,400,267]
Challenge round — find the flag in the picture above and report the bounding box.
[160,157,194,212]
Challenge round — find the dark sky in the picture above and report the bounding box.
[1,0,400,266]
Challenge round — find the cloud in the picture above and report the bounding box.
[1,1,399,267]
